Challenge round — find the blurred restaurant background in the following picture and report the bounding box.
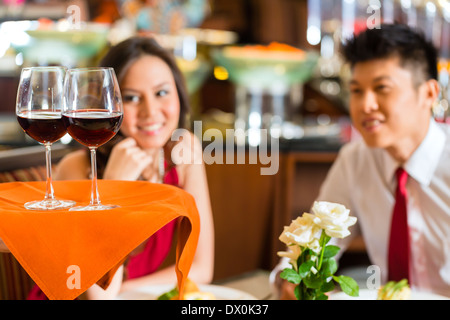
[1,0,450,297]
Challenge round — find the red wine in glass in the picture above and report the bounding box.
[63,110,123,147]
[16,66,75,210]
[17,110,67,144]
[63,67,123,211]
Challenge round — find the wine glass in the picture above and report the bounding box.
[63,67,123,211]
[16,66,76,210]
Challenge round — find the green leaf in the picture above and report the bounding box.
[303,273,323,289]
[157,287,178,300]
[321,258,338,277]
[296,254,303,270]
[297,248,315,266]
[323,245,340,259]
[316,293,329,300]
[298,260,315,278]
[280,268,301,284]
[304,288,317,300]
[294,284,302,300]
[333,275,359,297]
[320,279,335,293]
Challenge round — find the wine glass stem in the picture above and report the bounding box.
[44,143,55,201]
[89,147,101,206]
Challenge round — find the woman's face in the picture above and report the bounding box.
[119,55,180,149]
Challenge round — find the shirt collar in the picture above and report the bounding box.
[404,118,446,185]
[381,118,446,186]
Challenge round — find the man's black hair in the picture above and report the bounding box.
[342,23,438,83]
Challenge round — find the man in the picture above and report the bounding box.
[279,23,450,298]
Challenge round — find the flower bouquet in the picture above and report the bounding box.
[278,201,359,300]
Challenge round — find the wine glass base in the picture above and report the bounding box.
[69,204,120,211]
[24,199,76,210]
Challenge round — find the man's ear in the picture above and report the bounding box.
[425,79,440,104]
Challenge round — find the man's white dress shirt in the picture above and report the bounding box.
[317,119,450,297]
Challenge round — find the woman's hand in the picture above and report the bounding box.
[280,280,297,300]
[103,137,154,181]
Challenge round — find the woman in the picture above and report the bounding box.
[28,36,214,299]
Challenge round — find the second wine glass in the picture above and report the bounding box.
[63,67,123,211]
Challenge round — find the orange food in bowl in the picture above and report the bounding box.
[243,42,304,53]
[223,42,306,61]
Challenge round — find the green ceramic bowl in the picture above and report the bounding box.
[212,46,318,89]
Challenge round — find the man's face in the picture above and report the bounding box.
[348,56,436,161]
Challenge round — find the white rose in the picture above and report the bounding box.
[277,244,302,270]
[279,213,322,251]
[311,201,357,238]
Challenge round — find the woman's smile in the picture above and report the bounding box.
[138,122,164,135]
[120,55,180,149]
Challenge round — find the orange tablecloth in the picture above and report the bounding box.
[0,180,200,300]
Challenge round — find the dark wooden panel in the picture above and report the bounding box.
[206,151,278,280]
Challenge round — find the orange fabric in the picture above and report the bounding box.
[0,180,200,300]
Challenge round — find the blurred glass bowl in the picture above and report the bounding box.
[179,28,238,46]
[13,23,109,67]
[176,56,211,94]
[212,45,318,89]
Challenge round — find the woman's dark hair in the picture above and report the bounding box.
[100,36,190,128]
[94,36,191,178]
[342,23,438,85]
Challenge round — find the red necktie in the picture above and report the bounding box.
[388,167,410,281]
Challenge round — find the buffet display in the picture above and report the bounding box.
[213,42,319,144]
[10,19,109,68]
[213,42,318,89]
